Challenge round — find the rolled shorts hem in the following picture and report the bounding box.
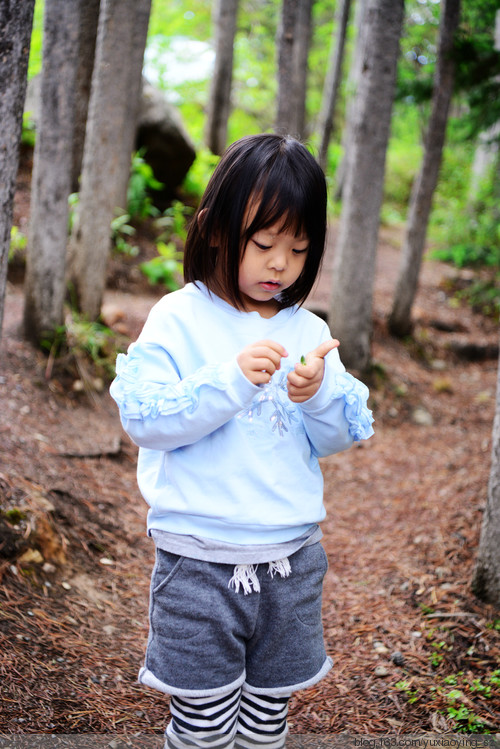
[138,656,333,699]
[244,656,333,696]
[138,666,246,698]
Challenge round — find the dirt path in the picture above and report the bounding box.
[1,226,499,735]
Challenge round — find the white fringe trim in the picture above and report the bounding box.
[268,557,291,579]
[228,558,291,595]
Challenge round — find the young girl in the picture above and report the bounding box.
[110,133,374,748]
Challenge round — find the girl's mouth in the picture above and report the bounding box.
[260,281,281,291]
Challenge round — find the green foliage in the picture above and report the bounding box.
[154,199,192,244]
[42,311,126,386]
[110,213,139,257]
[453,0,500,141]
[9,226,27,262]
[140,201,191,290]
[21,113,36,147]
[182,149,220,199]
[140,241,184,290]
[27,0,44,79]
[394,667,499,735]
[395,680,420,704]
[127,150,164,219]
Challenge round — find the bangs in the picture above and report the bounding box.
[242,166,311,244]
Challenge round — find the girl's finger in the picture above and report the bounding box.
[250,357,278,374]
[287,370,311,388]
[308,338,339,360]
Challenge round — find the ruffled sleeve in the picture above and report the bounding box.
[299,365,374,458]
[110,342,259,451]
[111,347,231,420]
[329,372,374,441]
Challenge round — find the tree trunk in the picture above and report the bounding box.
[472,337,500,607]
[23,0,81,345]
[329,0,404,372]
[334,0,367,200]
[0,0,35,345]
[205,0,239,156]
[292,0,313,139]
[67,0,151,321]
[71,0,100,193]
[388,0,461,338]
[276,0,313,139]
[114,0,151,211]
[317,0,352,171]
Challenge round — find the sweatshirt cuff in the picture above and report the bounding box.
[224,358,262,406]
[300,371,374,441]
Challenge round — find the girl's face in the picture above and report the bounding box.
[238,220,309,318]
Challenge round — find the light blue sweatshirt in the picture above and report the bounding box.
[110,282,374,546]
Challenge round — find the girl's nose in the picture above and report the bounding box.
[269,249,286,271]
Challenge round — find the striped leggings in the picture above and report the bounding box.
[166,687,291,748]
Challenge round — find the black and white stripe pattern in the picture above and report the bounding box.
[236,690,290,748]
[166,689,241,748]
[165,688,290,749]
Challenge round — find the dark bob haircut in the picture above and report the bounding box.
[183,133,327,309]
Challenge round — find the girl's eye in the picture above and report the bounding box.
[253,240,271,250]
[293,248,308,255]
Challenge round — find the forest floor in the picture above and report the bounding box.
[1,147,499,738]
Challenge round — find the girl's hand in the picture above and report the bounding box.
[237,340,288,386]
[287,339,340,403]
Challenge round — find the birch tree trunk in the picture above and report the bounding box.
[472,338,500,607]
[388,0,461,338]
[67,0,151,321]
[317,0,352,171]
[205,0,239,156]
[23,0,81,345]
[329,0,404,371]
[276,0,313,139]
[0,0,35,345]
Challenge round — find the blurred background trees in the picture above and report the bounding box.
[3,0,497,350]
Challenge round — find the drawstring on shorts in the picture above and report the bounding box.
[228,557,291,594]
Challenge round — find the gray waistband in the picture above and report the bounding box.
[150,524,322,565]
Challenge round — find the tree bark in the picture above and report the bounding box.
[472,337,500,607]
[205,0,239,156]
[329,0,404,372]
[0,0,35,345]
[317,0,352,171]
[292,0,313,139]
[71,0,100,193]
[23,0,81,345]
[388,0,461,338]
[334,0,367,200]
[67,0,151,321]
[276,0,313,139]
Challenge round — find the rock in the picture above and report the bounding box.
[373,641,389,654]
[374,665,389,677]
[412,406,433,426]
[391,651,405,666]
[136,80,196,197]
[24,76,196,199]
[18,548,44,565]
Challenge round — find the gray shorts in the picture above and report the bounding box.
[138,542,333,698]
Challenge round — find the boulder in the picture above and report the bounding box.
[136,80,196,197]
[23,76,196,197]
